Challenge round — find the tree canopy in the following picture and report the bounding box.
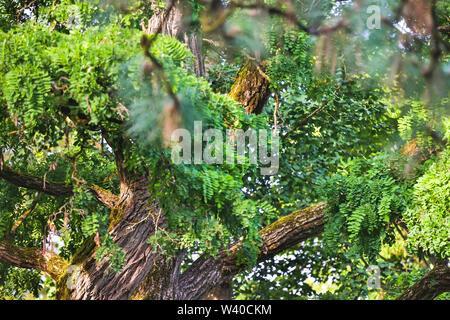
[0,0,448,300]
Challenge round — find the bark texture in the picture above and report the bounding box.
[143,0,183,38]
[228,61,271,114]
[184,32,206,77]
[56,177,164,299]
[142,0,205,77]
[176,203,326,300]
[204,280,233,300]
[0,240,68,280]
[397,265,450,300]
[53,135,178,299]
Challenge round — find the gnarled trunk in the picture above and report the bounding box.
[56,168,170,299]
[54,134,180,299]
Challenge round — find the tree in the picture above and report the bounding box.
[0,0,448,300]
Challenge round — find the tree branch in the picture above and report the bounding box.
[0,164,73,197]
[90,184,120,209]
[0,240,69,280]
[285,87,341,139]
[397,265,450,300]
[0,164,119,208]
[177,202,326,299]
[200,1,348,36]
[10,195,40,237]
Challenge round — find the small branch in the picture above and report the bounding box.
[296,88,340,126]
[285,87,341,138]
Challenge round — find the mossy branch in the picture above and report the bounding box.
[0,239,69,280]
[176,202,326,300]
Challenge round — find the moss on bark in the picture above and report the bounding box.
[228,61,271,114]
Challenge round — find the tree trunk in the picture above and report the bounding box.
[184,31,206,77]
[55,170,170,299]
[143,0,205,77]
[55,137,178,299]
[143,0,183,38]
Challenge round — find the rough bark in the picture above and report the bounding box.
[397,265,450,300]
[143,0,183,38]
[54,135,175,299]
[0,148,162,300]
[131,249,186,300]
[204,280,233,300]
[177,202,327,300]
[228,61,271,114]
[55,177,156,299]
[184,31,206,77]
[143,0,205,77]
[0,240,68,280]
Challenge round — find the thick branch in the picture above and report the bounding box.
[398,265,450,300]
[0,165,118,208]
[249,202,326,263]
[0,240,69,280]
[177,202,326,299]
[0,165,73,197]
[90,184,120,209]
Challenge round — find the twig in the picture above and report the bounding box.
[10,195,40,236]
[285,86,341,138]
[274,91,280,134]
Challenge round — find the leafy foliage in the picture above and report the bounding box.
[322,154,411,262]
[405,147,450,260]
